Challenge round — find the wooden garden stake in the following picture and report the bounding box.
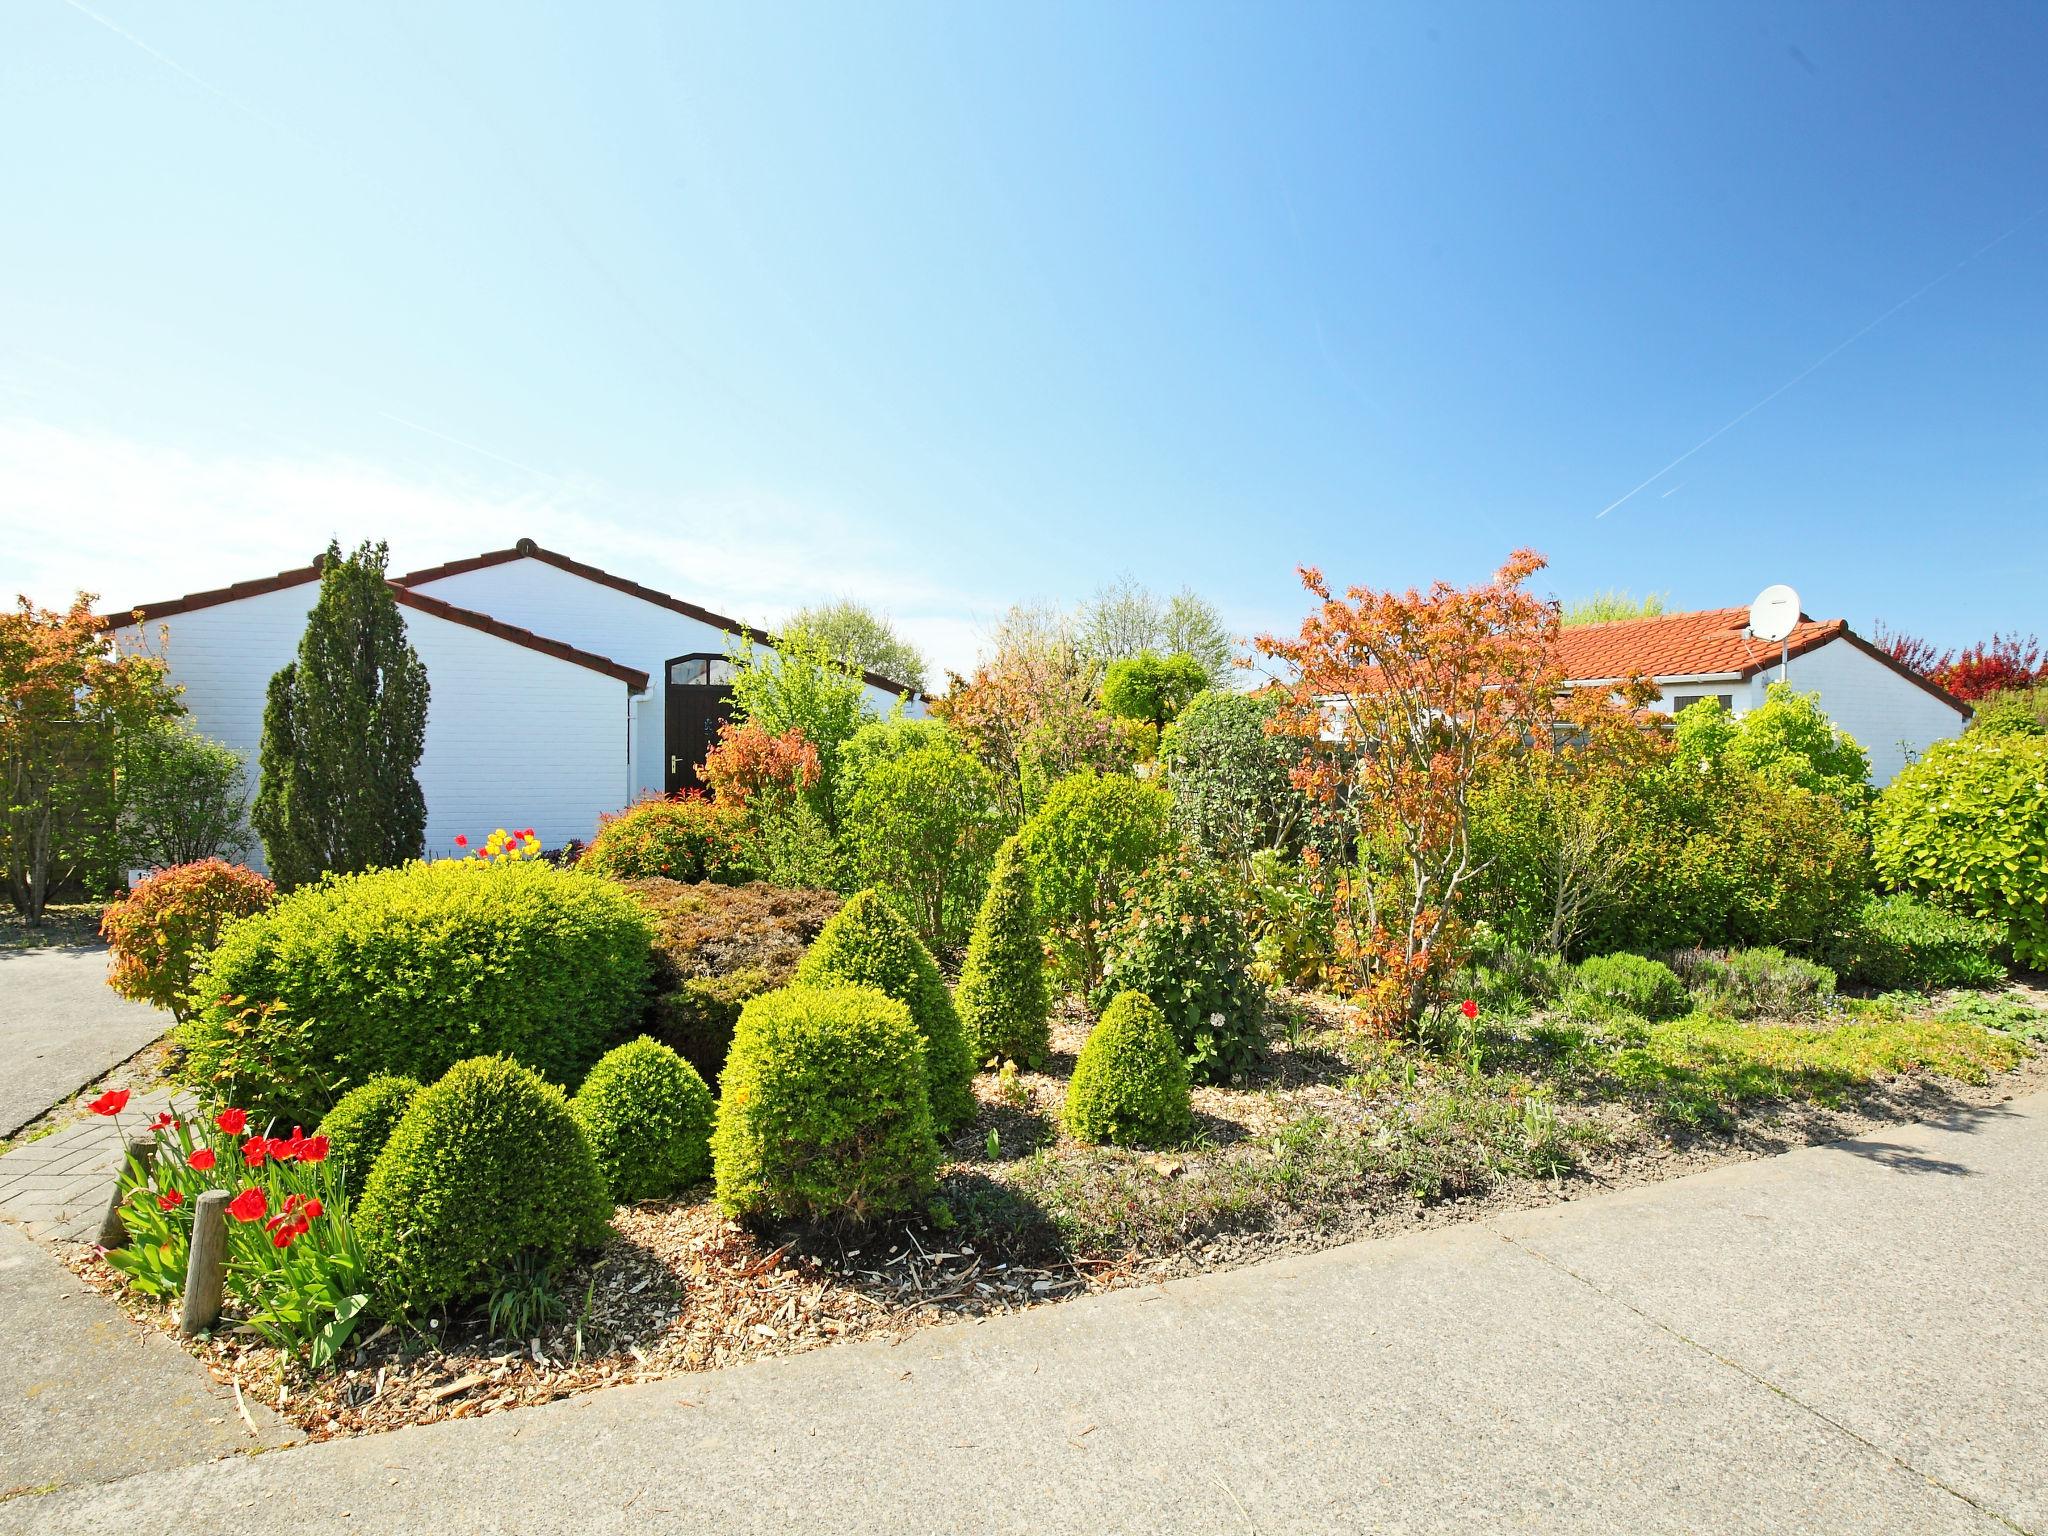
[181,1189,229,1335]
[96,1134,153,1249]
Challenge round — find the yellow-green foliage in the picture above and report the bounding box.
[711,984,940,1221]
[356,1056,612,1318]
[1062,992,1194,1148]
[1016,770,1172,989]
[315,1075,420,1190]
[794,890,977,1130]
[956,838,1051,1067]
[571,1037,714,1202]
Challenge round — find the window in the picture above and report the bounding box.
[668,655,735,687]
[1671,693,1734,713]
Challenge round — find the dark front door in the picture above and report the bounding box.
[663,654,736,795]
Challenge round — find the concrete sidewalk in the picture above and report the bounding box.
[0,946,169,1139]
[6,1095,2044,1535]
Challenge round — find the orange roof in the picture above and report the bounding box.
[1553,605,1966,715]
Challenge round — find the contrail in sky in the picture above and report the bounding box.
[1595,205,2046,519]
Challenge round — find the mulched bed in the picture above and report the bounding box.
[56,987,2048,1442]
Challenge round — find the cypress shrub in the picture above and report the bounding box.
[794,890,977,1131]
[315,1075,421,1190]
[571,1037,715,1202]
[711,984,940,1221]
[956,837,1051,1067]
[356,1056,612,1318]
[1062,991,1193,1149]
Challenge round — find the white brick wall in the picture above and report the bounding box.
[110,582,635,872]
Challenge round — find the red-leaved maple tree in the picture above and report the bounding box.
[1256,550,1649,1031]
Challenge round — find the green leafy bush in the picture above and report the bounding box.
[1062,991,1194,1148]
[315,1075,421,1189]
[843,736,1004,952]
[1571,953,1690,1021]
[1874,733,2048,968]
[1015,770,1172,990]
[710,984,940,1221]
[834,717,957,818]
[1970,687,2048,737]
[114,720,254,868]
[1819,894,2007,991]
[581,794,754,884]
[1158,689,1306,867]
[100,859,275,1020]
[795,890,977,1130]
[1096,851,1265,1083]
[356,1056,612,1318]
[1673,683,1871,803]
[571,1037,715,1202]
[1100,651,1210,730]
[1672,947,1837,1018]
[624,879,841,1082]
[955,837,1051,1067]
[178,859,655,1121]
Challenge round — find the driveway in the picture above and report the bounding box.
[5,1091,2042,1534]
[0,946,171,1139]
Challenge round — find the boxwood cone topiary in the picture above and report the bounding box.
[711,984,940,1222]
[571,1037,715,1202]
[1062,991,1194,1148]
[955,837,1051,1067]
[794,890,977,1131]
[315,1075,421,1190]
[356,1056,612,1318]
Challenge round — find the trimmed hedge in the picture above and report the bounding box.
[1819,894,2006,992]
[1095,850,1265,1084]
[622,879,842,1084]
[571,1037,715,1202]
[581,794,755,884]
[711,984,939,1221]
[1062,992,1193,1148]
[795,890,977,1131]
[315,1075,420,1190]
[1572,953,1689,1021]
[956,837,1051,1068]
[177,859,654,1121]
[356,1056,612,1318]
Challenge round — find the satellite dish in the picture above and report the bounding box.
[1748,584,1800,644]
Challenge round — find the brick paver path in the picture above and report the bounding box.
[0,1088,188,1242]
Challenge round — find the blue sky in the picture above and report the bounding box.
[3,2,2043,677]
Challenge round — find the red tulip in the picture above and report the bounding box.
[148,1111,177,1133]
[156,1188,185,1210]
[88,1089,130,1116]
[188,1147,217,1172]
[215,1108,248,1136]
[298,1135,329,1164]
[454,834,468,847]
[1460,999,1479,1020]
[242,1135,268,1167]
[227,1187,267,1223]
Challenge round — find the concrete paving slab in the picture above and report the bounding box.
[0,946,169,1139]
[0,1221,297,1502]
[1494,1096,2048,1535]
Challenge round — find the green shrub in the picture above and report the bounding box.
[1158,690,1306,867]
[1095,851,1265,1083]
[1673,683,1872,804]
[1571,953,1690,1021]
[114,720,255,868]
[1874,733,2048,968]
[571,1037,714,1202]
[1969,686,2048,738]
[356,1056,612,1317]
[955,837,1051,1067]
[710,984,940,1221]
[581,794,754,884]
[843,737,1004,952]
[1062,992,1194,1148]
[623,879,841,1082]
[834,717,957,819]
[1819,894,2007,991]
[1673,947,1837,1018]
[1100,651,1209,731]
[178,859,654,1121]
[795,890,977,1130]
[100,859,275,1020]
[1016,770,1172,990]
[315,1075,420,1189]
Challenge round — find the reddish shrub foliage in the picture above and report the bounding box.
[100,859,276,1020]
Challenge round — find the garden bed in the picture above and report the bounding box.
[60,983,2047,1441]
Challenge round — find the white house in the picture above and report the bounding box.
[1552,605,1966,785]
[104,538,925,868]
